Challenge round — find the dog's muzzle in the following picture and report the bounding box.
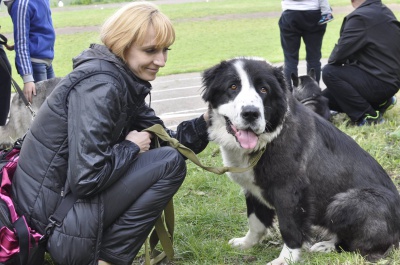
[224,116,259,149]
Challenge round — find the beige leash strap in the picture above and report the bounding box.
[143,124,266,175]
[145,200,174,265]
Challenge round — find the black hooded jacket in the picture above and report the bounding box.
[328,0,400,87]
[11,44,209,264]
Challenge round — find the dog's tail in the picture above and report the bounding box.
[325,187,400,261]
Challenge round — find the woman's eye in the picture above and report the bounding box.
[260,87,268,93]
[230,84,237,90]
[163,47,171,52]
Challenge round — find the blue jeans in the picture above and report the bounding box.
[32,62,55,83]
[279,10,326,87]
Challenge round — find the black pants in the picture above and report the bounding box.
[0,46,11,125]
[279,10,326,86]
[99,146,186,265]
[322,64,399,122]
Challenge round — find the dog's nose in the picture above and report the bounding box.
[241,106,260,122]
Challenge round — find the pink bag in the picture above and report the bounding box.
[0,144,43,265]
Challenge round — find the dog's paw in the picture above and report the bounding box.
[228,237,256,250]
[310,241,336,253]
[266,257,288,265]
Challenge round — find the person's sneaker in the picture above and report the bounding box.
[378,96,397,115]
[357,111,384,126]
[318,13,334,25]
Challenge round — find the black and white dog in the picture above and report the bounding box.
[201,57,400,264]
[291,69,331,121]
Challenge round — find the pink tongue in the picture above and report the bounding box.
[235,129,258,149]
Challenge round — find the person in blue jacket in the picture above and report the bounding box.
[6,0,56,103]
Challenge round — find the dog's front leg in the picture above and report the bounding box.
[229,193,275,250]
[267,244,302,265]
[267,195,308,264]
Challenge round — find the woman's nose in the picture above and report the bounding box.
[154,52,166,67]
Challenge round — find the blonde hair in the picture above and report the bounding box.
[100,2,175,62]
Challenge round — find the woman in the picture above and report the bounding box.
[11,2,209,265]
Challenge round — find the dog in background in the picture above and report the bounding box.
[291,69,331,120]
[201,57,400,265]
[0,77,62,148]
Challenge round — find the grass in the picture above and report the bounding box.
[1,0,400,264]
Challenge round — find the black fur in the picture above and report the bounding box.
[291,69,331,121]
[202,58,400,263]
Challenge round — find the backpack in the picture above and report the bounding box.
[0,139,45,265]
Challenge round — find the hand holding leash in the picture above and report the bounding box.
[143,124,266,175]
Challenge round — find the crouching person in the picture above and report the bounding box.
[11,2,209,265]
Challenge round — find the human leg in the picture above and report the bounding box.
[46,64,55,79]
[279,10,302,87]
[302,11,326,83]
[322,64,396,123]
[32,62,55,82]
[99,147,186,265]
[0,47,11,125]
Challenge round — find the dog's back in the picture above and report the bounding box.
[0,77,61,148]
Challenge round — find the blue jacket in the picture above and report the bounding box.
[9,0,55,82]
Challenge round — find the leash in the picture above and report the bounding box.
[144,124,266,175]
[0,40,36,119]
[141,124,266,264]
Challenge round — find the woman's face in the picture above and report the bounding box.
[126,26,169,81]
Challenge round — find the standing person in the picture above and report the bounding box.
[11,2,209,265]
[7,0,56,103]
[279,0,327,88]
[318,0,334,25]
[322,0,400,126]
[0,31,12,126]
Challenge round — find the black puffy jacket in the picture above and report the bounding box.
[11,44,209,264]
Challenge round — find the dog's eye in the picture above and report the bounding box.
[260,87,268,93]
[230,84,237,90]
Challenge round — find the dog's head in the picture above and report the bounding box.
[201,57,289,150]
[291,69,322,103]
[291,70,331,120]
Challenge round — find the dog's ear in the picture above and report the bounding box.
[201,61,229,102]
[291,72,299,88]
[273,66,291,93]
[308,68,316,80]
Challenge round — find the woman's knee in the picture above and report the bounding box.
[157,146,187,179]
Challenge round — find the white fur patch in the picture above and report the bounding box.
[229,213,268,249]
[267,244,302,265]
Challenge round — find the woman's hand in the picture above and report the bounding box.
[125,130,152,153]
